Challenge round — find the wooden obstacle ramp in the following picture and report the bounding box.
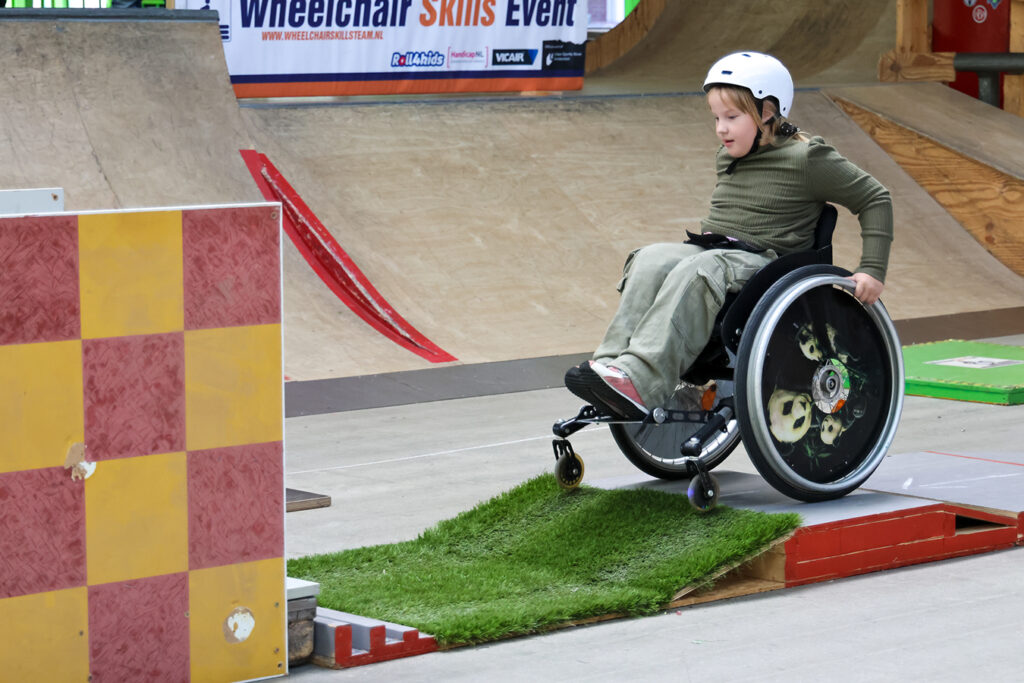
[300,452,1022,669]
[595,461,1022,599]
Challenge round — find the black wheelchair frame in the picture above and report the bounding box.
[551,205,905,511]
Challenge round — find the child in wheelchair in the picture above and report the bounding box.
[566,52,893,422]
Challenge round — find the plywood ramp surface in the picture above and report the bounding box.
[0,17,260,211]
[248,89,1024,379]
[828,83,1024,180]
[583,0,897,94]
[245,97,722,379]
[4,14,1021,383]
[828,83,1024,278]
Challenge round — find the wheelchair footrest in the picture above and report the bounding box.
[679,402,734,457]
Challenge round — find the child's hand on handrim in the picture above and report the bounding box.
[849,272,884,305]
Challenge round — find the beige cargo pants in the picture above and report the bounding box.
[593,242,776,408]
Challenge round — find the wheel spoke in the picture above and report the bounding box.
[610,382,740,479]
[797,286,838,360]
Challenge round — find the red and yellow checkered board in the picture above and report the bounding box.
[0,204,286,682]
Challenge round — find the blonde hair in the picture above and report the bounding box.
[708,84,809,146]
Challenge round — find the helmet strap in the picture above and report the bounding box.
[777,119,800,138]
[724,113,799,175]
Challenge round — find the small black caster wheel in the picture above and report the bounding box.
[555,452,584,490]
[687,474,719,513]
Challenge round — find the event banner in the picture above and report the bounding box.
[184,0,588,97]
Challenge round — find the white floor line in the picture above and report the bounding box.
[287,425,608,475]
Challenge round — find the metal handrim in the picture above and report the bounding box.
[743,274,904,495]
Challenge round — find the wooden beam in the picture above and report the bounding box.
[878,49,956,82]
[286,488,332,512]
[896,0,930,53]
[1013,0,1024,51]
[1005,0,1024,116]
[833,96,1024,278]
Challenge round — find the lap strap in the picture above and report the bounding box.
[685,230,766,254]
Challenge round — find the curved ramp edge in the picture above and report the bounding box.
[583,0,895,90]
[240,150,457,364]
[584,0,666,74]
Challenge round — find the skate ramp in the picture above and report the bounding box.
[4,11,1024,383]
[0,12,259,211]
[583,0,897,93]
[243,88,1024,379]
[0,12,420,379]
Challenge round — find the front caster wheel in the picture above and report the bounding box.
[687,474,719,512]
[555,451,584,490]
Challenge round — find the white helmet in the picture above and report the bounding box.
[703,52,794,117]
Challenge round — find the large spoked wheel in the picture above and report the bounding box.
[610,382,741,480]
[735,265,904,502]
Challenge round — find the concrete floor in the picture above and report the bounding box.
[283,336,1024,681]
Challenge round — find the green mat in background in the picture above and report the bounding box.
[288,475,800,645]
[903,340,1024,405]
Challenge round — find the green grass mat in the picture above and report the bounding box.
[288,475,800,645]
[903,340,1024,405]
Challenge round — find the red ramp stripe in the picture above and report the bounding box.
[241,150,456,363]
[924,451,1024,467]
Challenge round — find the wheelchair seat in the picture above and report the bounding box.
[720,203,837,351]
[685,204,839,379]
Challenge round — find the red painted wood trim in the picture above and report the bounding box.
[785,529,1018,586]
[329,622,437,668]
[783,503,1019,586]
[240,150,457,364]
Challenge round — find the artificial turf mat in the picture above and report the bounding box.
[288,474,800,645]
[903,340,1024,405]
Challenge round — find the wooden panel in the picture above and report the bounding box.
[669,575,783,608]
[670,534,791,603]
[1005,0,1024,116]
[287,488,333,512]
[737,544,786,583]
[896,0,930,52]
[834,96,1024,277]
[878,49,956,82]
[1013,0,1024,51]
[829,83,1024,177]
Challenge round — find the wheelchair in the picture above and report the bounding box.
[551,205,905,511]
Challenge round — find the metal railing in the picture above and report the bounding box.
[954,52,1024,107]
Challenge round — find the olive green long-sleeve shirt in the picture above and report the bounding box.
[700,135,893,282]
